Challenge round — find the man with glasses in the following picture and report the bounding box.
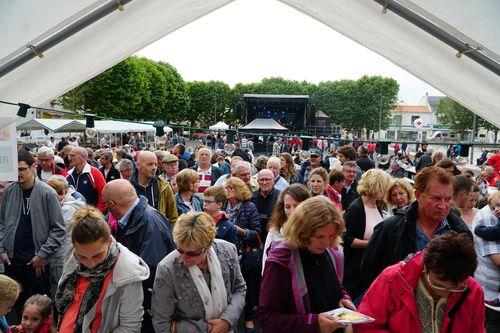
[36,146,67,181]
[341,161,359,210]
[357,232,484,332]
[190,147,222,199]
[0,149,66,316]
[102,179,174,333]
[116,158,134,181]
[361,167,471,291]
[252,169,280,241]
[203,185,238,246]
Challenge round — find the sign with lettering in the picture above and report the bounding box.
[0,122,17,180]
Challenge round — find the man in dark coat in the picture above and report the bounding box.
[252,170,280,241]
[361,167,471,290]
[231,141,251,162]
[103,179,175,333]
[98,151,121,183]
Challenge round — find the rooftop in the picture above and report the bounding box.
[392,105,432,113]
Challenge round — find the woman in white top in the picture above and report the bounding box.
[261,184,310,274]
[459,184,480,230]
[342,169,392,305]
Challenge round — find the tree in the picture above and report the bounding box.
[311,76,398,133]
[186,81,233,127]
[435,97,498,138]
[57,57,190,122]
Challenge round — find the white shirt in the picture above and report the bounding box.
[363,205,383,239]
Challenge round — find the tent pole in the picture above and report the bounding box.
[0,0,133,78]
[372,0,499,76]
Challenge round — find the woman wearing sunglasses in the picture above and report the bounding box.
[355,231,485,333]
[152,212,246,333]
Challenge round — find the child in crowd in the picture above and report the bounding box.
[474,192,500,241]
[9,295,53,333]
[203,186,238,247]
[0,275,21,333]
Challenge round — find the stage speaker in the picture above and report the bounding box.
[378,141,390,155]
[302,136,312,150]
[459,144,471,157]
[225,129,237,144]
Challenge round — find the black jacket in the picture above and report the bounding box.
[99,164,121,183]
[231,148,251,162]
[416,153,433,172]
[341,180,359,210]
[342,197,383,299]
[355,156,375,172]
[252,188,280,241]
[360,201,471,290]
[189,164,223,186]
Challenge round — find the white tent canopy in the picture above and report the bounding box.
[240,118,289,132]
[16,118,173,134]
[209,121,230,130]
[15,118,75,132]
[1,0,498,129]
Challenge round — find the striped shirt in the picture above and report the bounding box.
[196,166,212,199]
[472,205,500,302]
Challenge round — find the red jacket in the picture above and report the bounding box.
[355,252,485,333]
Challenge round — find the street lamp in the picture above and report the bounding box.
[378,94,384,139]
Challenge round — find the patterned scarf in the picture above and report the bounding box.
[55,239,120,333]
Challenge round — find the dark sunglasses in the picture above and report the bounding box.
[177,247,206,257]
[203,199,219,204]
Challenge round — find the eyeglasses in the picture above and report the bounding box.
[176,247,206,257]
[258,178,273,183]
[425,272,467,293]
[18,166,31,172]
[203,199,219,204]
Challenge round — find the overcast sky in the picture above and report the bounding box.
[136,0,444,105]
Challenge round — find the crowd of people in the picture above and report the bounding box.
[0,134,499,333]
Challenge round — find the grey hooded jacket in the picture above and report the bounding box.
[59,241,150,333]
[0,179,66,262]
[152,239,246,333]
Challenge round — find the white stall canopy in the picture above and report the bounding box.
[16,118,173,134]
[1,0,499,129]
[209,121,230,130]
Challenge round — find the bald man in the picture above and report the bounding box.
[103,179,175,333]
[130,151,178,224]
[66,147,107,212]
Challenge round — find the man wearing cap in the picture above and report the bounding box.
[299,148,329,184]
[36,146,67,181]
[162,154,179,185]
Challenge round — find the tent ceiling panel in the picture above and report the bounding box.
[279,0,500,127]
[0,0,234,128]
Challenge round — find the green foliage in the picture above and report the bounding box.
[58,57,400,133]
[435,97,498,136]
[311,76,399,133]
[186,81,233,127]
[58,56,189,123]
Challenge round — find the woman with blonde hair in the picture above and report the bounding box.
[174,169,202,215]
[342,169,392,305]
[385,178,415,214]
[279,153,299,184]
[152,212,246,333]
[223,177,261,332]
[257,196,354,333]
[0,274,20,332]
